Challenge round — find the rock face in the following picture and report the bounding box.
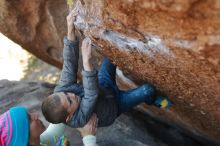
[0,80,55,113]
[72,0,220,142]
[0,0,219,143]
[0,0,69,68]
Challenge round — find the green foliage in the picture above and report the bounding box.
[67,0,74,9]
[22,54,60,83]
[22,55,40,79]
[26,55,39,71]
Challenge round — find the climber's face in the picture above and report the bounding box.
[59,92,80,122]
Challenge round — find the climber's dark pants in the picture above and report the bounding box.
[98,58,155,113]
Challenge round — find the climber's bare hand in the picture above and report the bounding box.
[66,10,77,41]
[77,114,98,137]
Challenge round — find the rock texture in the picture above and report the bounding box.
[0,0,219,143]
[0,80,55,113]
[0,0,69,68]
[72,0,220,142]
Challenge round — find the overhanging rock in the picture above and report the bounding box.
[0,0,68,68]
[73,0,220,142]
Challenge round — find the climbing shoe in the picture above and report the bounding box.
[154,96,171,108]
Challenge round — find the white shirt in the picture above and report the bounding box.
[82,135,98,146]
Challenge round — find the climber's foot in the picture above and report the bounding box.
[154,96,172,108]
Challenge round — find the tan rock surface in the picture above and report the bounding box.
[72,0,220,141]
[0,0,69,68]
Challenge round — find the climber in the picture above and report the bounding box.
[41,9,171,129]
[0,106,98,146]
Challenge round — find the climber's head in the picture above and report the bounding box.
[42,92,80,124]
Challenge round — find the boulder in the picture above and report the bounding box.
[0,0,68,68]
[72,0,220,142]
[0,79,55,113]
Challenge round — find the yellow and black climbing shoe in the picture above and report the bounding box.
[154,96,172,108]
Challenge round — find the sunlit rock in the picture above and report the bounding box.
[72,0,220,142]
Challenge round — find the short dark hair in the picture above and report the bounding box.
[41,93,68,123]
